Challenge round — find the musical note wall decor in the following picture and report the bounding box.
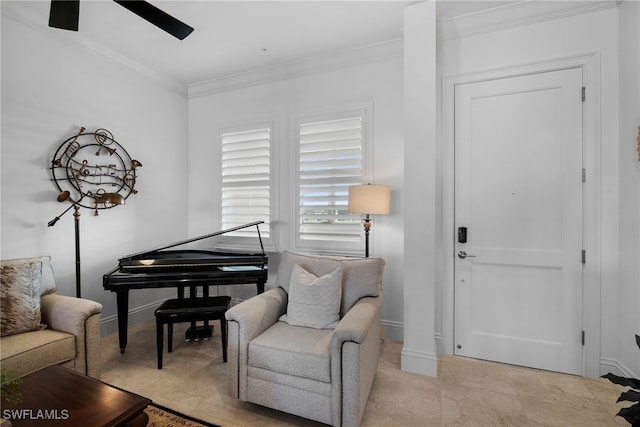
[50,127,142,215]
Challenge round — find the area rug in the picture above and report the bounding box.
[142,404,220,427]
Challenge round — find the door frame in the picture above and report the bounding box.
[440,53,602,378]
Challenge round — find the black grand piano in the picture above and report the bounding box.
[103,221,268,353]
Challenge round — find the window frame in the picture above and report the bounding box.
[217,119,277,252]
[292,106,373,255]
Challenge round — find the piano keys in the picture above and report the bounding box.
[103,221,268,353]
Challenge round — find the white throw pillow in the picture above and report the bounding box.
[280,264,342,329]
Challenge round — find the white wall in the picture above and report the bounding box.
[188,53,405,338]
[437,4,635,377]
[2,0,638,379]
[617,0,640,377]
[1,10,189,335]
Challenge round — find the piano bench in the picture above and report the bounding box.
[154,295,231,369]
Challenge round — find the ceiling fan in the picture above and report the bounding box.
[48,0,194,40]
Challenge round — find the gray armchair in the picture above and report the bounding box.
[226,251,385,427]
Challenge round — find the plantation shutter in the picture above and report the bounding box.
[298,114,364,245]
[221,126,271,238]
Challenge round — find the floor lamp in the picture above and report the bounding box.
[348,184,390,257]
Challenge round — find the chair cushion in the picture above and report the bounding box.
[249,321,333,383]
[276,251,385,316]
[279,264,342,329]
[0,329,75,378]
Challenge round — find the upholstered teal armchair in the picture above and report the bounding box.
[226,251,385,427]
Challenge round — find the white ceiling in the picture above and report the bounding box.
[3,1,521,85]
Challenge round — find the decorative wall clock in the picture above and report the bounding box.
[50,127,142,215]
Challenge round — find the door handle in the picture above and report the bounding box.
[457,251,477,259]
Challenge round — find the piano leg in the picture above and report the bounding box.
[116,290,130,353]
[257,279,265,294]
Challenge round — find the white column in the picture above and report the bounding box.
[402,0,438,377]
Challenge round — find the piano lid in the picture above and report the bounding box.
[117,249,267,273]
[119,221,265,262]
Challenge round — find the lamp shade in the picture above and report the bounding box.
[348,185,390,215]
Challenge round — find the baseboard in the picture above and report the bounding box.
[227,297,406,342]
[103,298,634,382]
[102,298,406,343]
[381,319,404,341]
[401,347,438,378]
[100,300,162,337]
[101,293,244,337]
[600,357,637,378]
[434,332,445,354]
[230,297,244,307]
[105,302,634,382]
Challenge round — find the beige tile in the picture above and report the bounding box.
[439,355,520,396]
[367,373,442,426]
[521,397,620,427]
[362,408,441,427]
[441,384,530,427]
[586,377,635,420]
[101,320,625,427]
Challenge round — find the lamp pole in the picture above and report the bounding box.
[363,214,372,258]
[73,205,81,298]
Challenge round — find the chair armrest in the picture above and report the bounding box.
[332,293,382,346]
[225,287,287,341]
[330,293,383,427]
[41,294,102,332]
[225,287,288,399]
[40,293,102,378]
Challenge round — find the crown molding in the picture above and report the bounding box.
[189,1,621,97]
[4,1,621,99]
[188,39,403,98]
[437,0,621,41]
[1,4,188,98]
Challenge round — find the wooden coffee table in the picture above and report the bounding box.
[1,365,151,426]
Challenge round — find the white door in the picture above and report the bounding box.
[454,68,584,375]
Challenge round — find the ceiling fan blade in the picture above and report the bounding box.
[113,0,194,40]
[49,0,80,31]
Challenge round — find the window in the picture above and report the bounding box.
[295,109,369,253]
[220,123,272,244]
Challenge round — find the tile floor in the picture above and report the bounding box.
[101,320,631,426]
